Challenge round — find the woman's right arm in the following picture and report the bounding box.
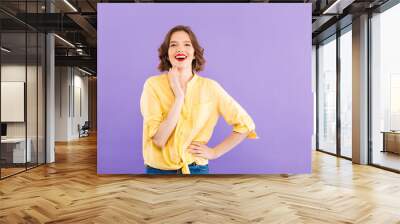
[151,68,185,148]
[151,96,184,148]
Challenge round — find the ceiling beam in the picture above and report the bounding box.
[67,13,97,46]
[55,55,96,68]
[322,0,356,14]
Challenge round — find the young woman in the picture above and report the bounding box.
[140,25,257,175]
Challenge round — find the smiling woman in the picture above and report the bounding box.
[140,25,258,175]
[157,25,205,73]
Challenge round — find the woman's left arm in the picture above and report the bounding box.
[188,131,248,160]
[214,80,258,139]
[188,81,258,160]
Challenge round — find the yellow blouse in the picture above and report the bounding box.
[140,73,258,174]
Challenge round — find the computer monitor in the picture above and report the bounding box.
[1,123,7,137]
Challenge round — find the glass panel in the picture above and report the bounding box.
[27,31,38,169]
[1,31,27,177]
[38,32,45,165]
[318,36,337,154]
[340,28,352,158]
[371,3,400,171]
[0,1,46,179]
[312,46,317,150]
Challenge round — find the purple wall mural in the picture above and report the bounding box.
[98,3,313,174]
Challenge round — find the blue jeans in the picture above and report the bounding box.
[145,163,209,174]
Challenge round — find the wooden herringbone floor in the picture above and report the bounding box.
[1,134,400,224]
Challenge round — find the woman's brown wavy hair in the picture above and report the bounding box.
[158,25,205,72]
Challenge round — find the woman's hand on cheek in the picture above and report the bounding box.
[168,66,184,98]
[187,142,218,160]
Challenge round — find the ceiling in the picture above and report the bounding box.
[0,0,392,75]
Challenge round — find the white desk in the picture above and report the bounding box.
[1,138,32,163]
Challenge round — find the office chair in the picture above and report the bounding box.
[79,121,90,138]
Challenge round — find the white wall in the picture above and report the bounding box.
[1,63,46,164]
[1,65,25,130]
[55,67,89,141]
[55,66,69,141]
[71,72,89,138]
[1,65,40,138]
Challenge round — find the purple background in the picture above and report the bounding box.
[98,3,312,174]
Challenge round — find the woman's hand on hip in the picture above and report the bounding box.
[188,142,219,160]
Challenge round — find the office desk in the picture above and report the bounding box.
[1,138,32,163]
[381,131,400,154]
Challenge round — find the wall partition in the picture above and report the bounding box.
[0,1,46,179]
[98,4,313,174]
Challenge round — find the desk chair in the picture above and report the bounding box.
[78,121,90,138]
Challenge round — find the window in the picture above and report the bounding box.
[317,35,337,154]
[371,2,400,171]
[340,27,352,158]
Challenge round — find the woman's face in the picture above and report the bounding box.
[168,31,195,70]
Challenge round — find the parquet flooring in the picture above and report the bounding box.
[1,167,26,178]
[1,134,400,223]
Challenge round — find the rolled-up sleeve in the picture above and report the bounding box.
[140,79,163,139]
[214,81,258,139]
